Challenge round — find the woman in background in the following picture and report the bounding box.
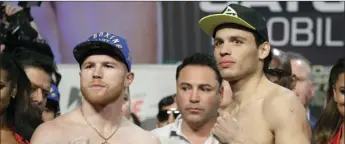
[0,53,42,143]
[313,58,344,144]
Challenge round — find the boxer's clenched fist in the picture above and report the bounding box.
[212,111,238,144]
[212,111,257,144]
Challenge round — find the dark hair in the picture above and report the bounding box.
[0,53,43,141]
[176,52,222,86]
[130,113,141,127]
[212,23,272,73]
[5,42,61,86]
[158,94,176,111]
[45,99,59,116]
[313,58,345,144]
[13,48,56,81]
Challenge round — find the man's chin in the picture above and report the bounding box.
[220,70,237,80]
[84,95,120,106]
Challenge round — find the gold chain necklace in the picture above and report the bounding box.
[80,108,121,144]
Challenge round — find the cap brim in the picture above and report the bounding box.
[73,41,126,66]
[199,14,256,37]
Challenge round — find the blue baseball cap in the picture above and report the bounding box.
[73,32,132,71]
[47,84,59,102]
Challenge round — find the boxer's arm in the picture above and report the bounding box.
[264,93,311,144]
[133,134,161,144]
[31,122,60,144]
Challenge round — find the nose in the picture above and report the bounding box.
[92,65,103,79]
[31,89,43,106]
[219,42,231,57]
[189,89,200,103]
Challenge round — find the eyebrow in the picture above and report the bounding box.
[102,61,117,65]
[214,35,247,41]
[180,82,191,86]
[180,82,213,87]
[230,35,247,41]
[82,61,117,66]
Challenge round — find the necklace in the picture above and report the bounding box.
[80,108,121,144]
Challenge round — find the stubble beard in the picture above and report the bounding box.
[81,88,122,106]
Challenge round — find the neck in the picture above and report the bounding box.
[0,112,7,129]
[181,116,217,139]
[229,70,266,105]
[80,97,123,132]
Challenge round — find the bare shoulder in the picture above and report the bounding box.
[263,83,308,128]
[31,110,78,144]
[264,84,303,110]
[122,119,160,144]
[262,76,311,143]
[30,120,62,143]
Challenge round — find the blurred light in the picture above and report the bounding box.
[296,59,303,65]
[272,48,281,56]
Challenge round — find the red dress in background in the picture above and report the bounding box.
[328,124,343,144]
[14,132,30,144]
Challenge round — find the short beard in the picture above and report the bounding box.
[81,89,122,107]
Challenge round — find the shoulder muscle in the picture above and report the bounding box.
[30,122,61,144]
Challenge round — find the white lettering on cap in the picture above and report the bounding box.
[112,38,120,44]
[104,32,110,38]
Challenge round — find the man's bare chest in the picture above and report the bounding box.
[228,104,273,144]
[62,127,147,144]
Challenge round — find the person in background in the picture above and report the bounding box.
[42,83,60,122]
[130,113,141,127]
[14,49,55,112]
[156,94,178,128]
[151,52,223,144]
[286,52,317,128]
[266,48,294,89]
[0,53,42,143]
[121,88,142,127]
[0,4,56,113]
[313,58,344,144]
[122,88,131,119]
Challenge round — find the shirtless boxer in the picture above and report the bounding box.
[31,32,160,144]
[199,4,311,144]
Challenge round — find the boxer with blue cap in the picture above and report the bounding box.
[31,32,160,144]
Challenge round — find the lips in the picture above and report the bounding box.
[219,60,234,67]
[91,84,104,87]
[186,107,203,113]
[90,82,105,88]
